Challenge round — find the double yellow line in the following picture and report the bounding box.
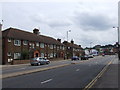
[83,59,113,90]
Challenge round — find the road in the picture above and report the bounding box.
[2,55,115,88]
[2,60,72,74]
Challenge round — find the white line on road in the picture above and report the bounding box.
[41,79,53,84]
[21,68,26,69]
[76,69,80,71]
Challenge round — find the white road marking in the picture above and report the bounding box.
[76,69,80,71]
[21,68,26,69]
[41,79,52,84]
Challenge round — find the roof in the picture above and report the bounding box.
[63,41,82,49]
[2,27,64,46]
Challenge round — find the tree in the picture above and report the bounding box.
[21,50,29,60]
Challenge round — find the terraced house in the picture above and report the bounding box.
[2,27,83,65]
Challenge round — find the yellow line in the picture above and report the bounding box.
[83,59,113,90]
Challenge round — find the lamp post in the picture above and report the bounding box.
[113,27,120,60]
[90,42,93,54]
[67,30,71,42]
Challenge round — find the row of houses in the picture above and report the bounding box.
[2,27,84,65]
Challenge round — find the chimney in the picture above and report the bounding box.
[57,38,61,43]
[33,28,40,35]
[63,41,68,45]
[79,45,81,47]
[71,39,74,44]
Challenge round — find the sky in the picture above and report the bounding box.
[0,0,119,48]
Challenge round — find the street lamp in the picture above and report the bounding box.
[67,30,71,42]
[90,42,93,54]
[113,27,120,60]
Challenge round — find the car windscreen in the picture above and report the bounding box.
[31,58,38,60]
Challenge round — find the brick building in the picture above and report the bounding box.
[63,40,83,59]
[2,27,83,65]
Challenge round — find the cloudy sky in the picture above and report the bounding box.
[0,0,119,48]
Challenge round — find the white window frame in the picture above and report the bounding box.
[14,53,21,59]
[36,42,39,47]
[23,40,28,45]
[54,45,56,49]
[14,40,21,46]
[7,52,11,56]
[50,53,53,58]
[8,38,11,42]
[50,44,53,49]
[41,53,44,57]
[40,43,44,48]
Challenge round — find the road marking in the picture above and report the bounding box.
[83,59,114,90]
[76,69,80,71]
[21,68,26,69]
[41,79,52,84]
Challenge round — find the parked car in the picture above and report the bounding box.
[71,56,79,60]
[102,53,105,56]
[88,54,94,58]
[81,55,89,60]
[30,57,50,66]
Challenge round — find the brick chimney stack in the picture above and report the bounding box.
[57,38,61,43]
[71,39,74,44]
[33,28,40,35]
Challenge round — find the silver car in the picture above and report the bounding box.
[30,57,50,66]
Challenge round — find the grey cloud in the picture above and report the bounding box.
[31,14,72,28]
[73,12,114,31]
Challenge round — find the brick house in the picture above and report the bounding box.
[63,40,83,59]
[2,28,66,64]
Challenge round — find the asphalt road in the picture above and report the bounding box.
[2,60,72,74]
[2,55,115,88]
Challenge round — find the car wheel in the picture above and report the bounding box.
[37,62,41,66]
[47,61,50,64]
[31,64,34,66]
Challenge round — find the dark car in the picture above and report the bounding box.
[71,56,79,60]
[81,55,89,60]
[30,57,50,66]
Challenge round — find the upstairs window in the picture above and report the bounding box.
[7,52,11,56]
[40,43,44,48]
[23,40,28,45]
[8,38,11,42]
[63,46,65,50]
[14,40,21,46]
[54,45,56,49]
[50,45,53,49]
[36,42,39,47]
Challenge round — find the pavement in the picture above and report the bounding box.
[89,57,119,89]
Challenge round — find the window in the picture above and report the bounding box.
[40,43,44,48]
[50,45,53,49]
[14,40,21,46]
[41,53,44,57]
[23,40,28,45]
[54,45,56,48]
[60,46,62,49]
[8,38,11,42]
[50,53,53,58]
[29,43,34,48]
[36,42,39,47]
[14,53,21,59]
[63,46,65,50]
[7,52,11,56]
[54,53,56,57]
[57,46,59,50]
[32,43,35,48]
